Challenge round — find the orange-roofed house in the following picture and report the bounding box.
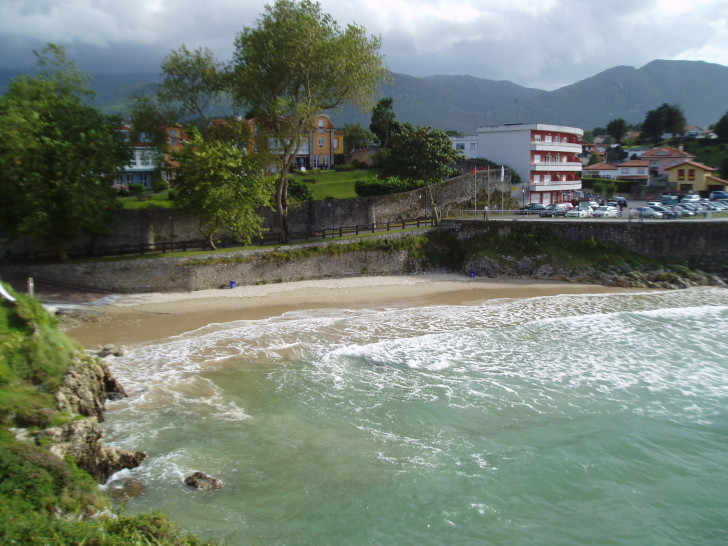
[665,161,728,195]
[582,162,618,179]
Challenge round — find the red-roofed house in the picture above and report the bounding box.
[615,159,650,184]
[582,162,617,179]
[666,161,728,194]
[641,146,695,177]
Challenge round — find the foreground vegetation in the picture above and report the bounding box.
[0,287,206,544]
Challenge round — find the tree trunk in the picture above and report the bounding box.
[56,240,69,262]
[277,165,292,243]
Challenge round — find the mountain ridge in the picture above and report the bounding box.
[2,59,726,134]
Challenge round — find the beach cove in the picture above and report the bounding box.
[60,276,728,544]
[64,274,631,348]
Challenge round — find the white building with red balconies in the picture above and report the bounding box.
[475,123,583,205]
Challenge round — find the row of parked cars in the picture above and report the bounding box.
[635,196,728,219]
[520,193,728,219]
[531,199,627,218]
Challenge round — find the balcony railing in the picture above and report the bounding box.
[531,161,583,169]
[531,141,582,150]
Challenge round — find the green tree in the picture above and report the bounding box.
[0,45,131,261]
[343,123,374,153]
[369,97,399,149]
[379,123,461,222]
[228,0,387,242]
[641,103,686,145]
[606,118,627,144]
[592,180,617,201]
[157,45,225,125]
[587,152,601,165]
[173,130,274,249]
[714,110,728,139]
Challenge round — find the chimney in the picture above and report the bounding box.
[678,144,683,151]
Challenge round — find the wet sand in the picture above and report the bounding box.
[62,274,634,348]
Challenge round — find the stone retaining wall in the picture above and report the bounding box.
[443,219,728,273]
[1,232,427,293]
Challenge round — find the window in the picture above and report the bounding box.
[533,174,541,183]
[469,142,476,151]
[621,168,628,174]
[688,169,696,181]
[456,143,465,150]
[545,135,552,143]
[534,134,542,142]
[544,174,552,182]
[318,137,324,147]
[313,155,320,168]
[534,154,541,163]
[677,169,685,181]
[637,168,645,174]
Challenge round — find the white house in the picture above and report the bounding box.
[449,135,479,159]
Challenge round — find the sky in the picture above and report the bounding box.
[1,0,727,91]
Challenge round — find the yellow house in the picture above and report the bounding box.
[297,114,344,170]
[666,160,728,194]
[208,114,344,170]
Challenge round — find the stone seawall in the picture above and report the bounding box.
[1,232,427,293]
[443,219,728,273]
[3,220,727,294]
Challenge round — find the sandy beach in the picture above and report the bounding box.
[61,274,633,348]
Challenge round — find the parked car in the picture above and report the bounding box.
[566,207,592,218]
[681,194,701,203]
[592,206,618,218]
[539,203,570,217]
[660,195,679,206]
[635,207,663,218]
[516,203,546,215]
[671,205,695,217]
[649,205,677,219]
[709,190,728,200]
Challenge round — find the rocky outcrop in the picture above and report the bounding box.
[54,356,126,422]
[184,472,223,490]
[37,418,146,482]
[37,357,145,482]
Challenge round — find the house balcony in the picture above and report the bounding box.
[531,141,583,153]
[531,161,583,171]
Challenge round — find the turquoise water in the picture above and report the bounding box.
[103,287,728,545]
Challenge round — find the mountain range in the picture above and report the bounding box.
[2,59,727,134]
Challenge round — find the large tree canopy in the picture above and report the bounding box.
[714,110,728,139]
[641,103,686,145]
[606,118,627,144]
[173,129,274,249]
[370,97,399,149]
[228,0,387,242]
[0,45,131,261]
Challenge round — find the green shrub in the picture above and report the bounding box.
[128,183,144,197]
[355,175,423,197]
[152,179,169,193]
[333,163,355,172]
[288,179,315,202]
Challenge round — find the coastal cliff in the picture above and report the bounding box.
[0,288,201,544]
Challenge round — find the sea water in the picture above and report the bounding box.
[102,287,728,545]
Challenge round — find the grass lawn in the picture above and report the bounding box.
[293,168,379,200]
[117,169,378,208]
[117,190,174,209]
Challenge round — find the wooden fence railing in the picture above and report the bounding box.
[4,216,436,263]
